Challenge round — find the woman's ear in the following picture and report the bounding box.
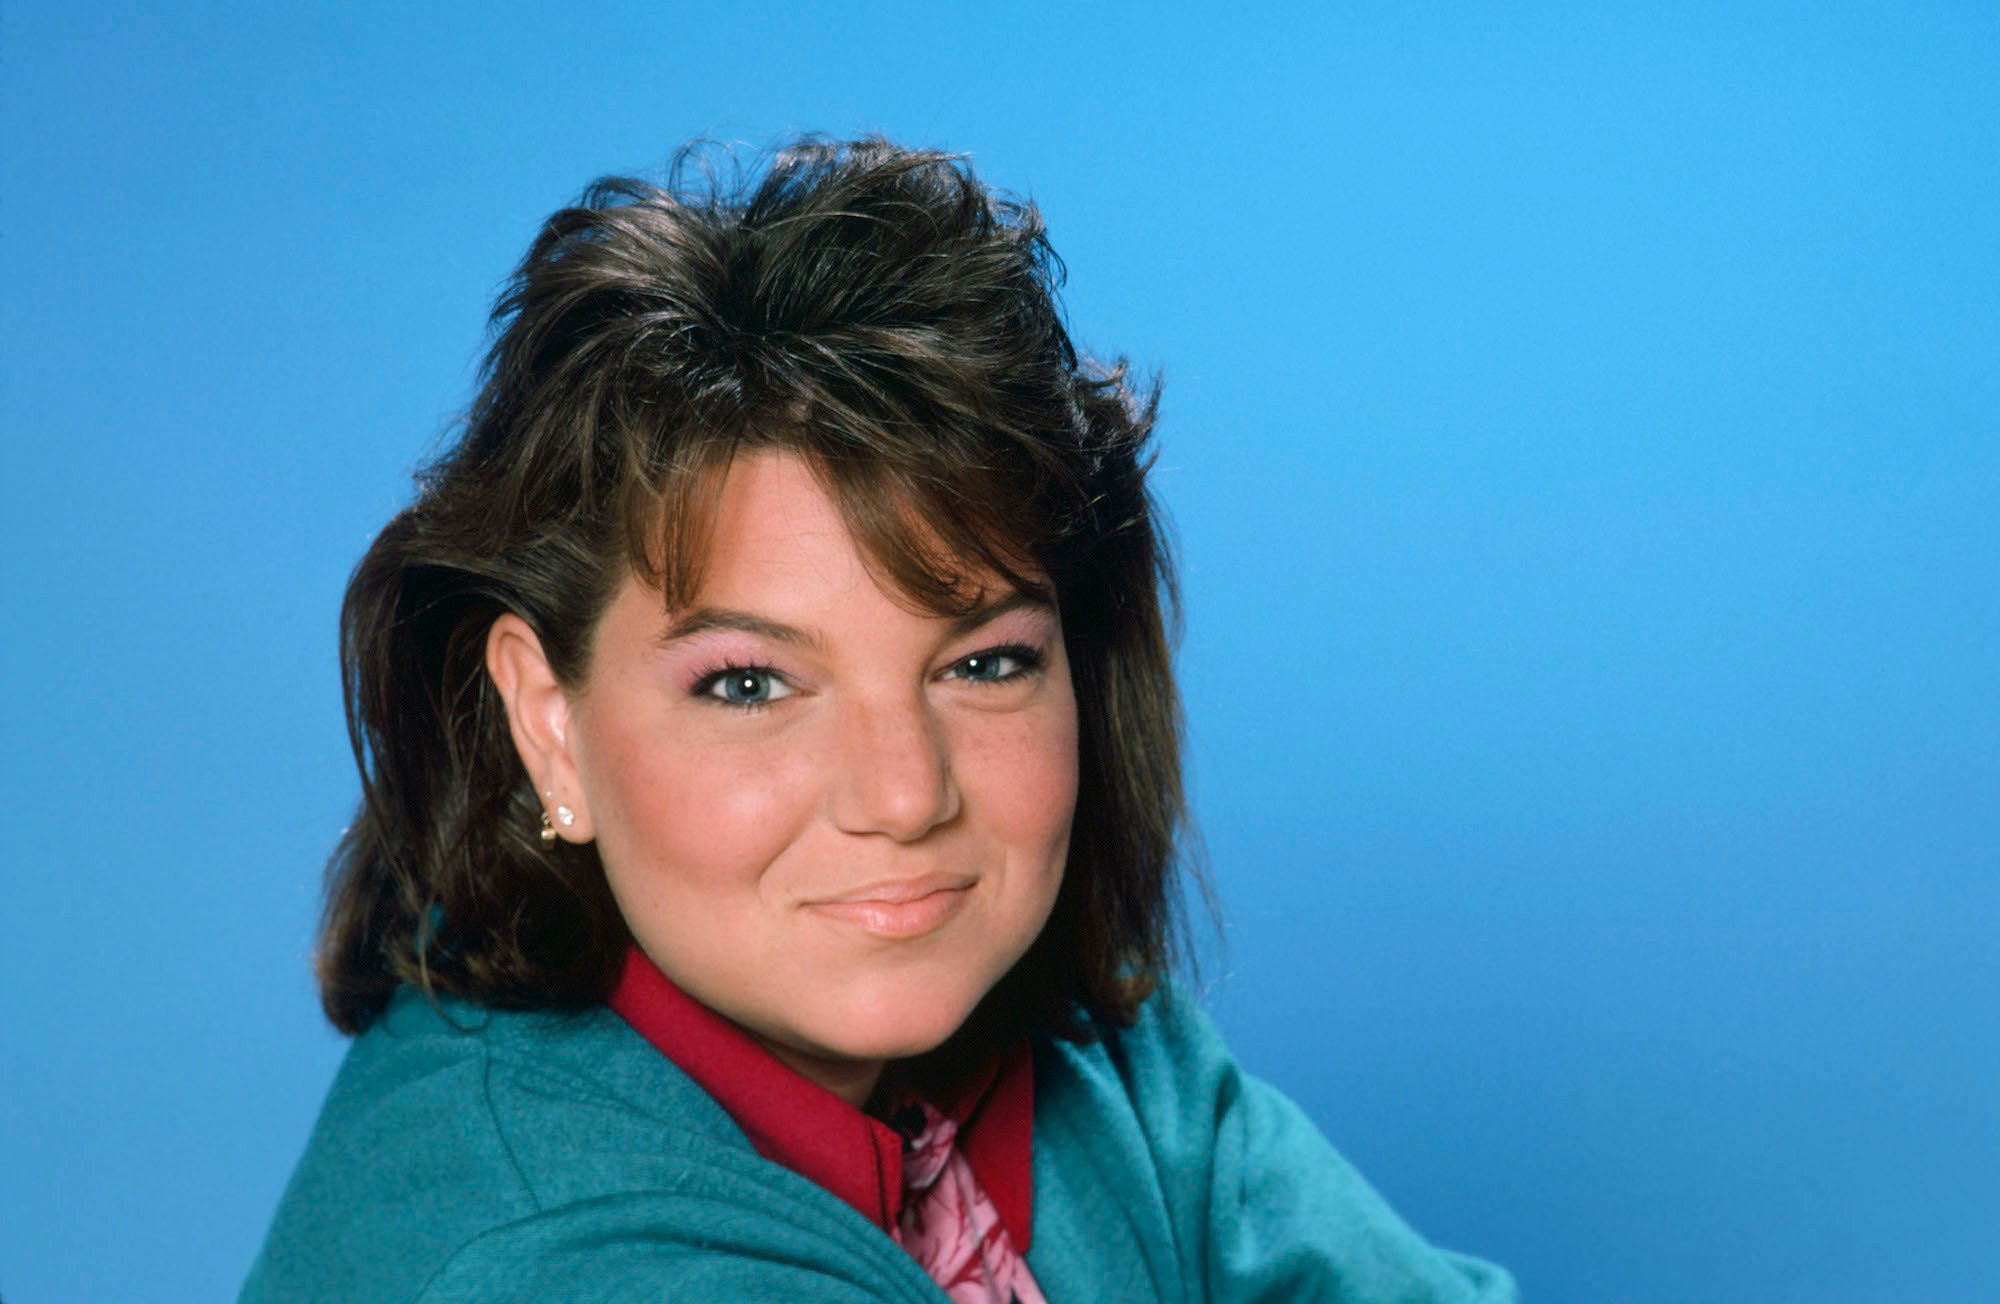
[485,613,594,843]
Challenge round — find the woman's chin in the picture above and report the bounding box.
[792,981,987,1067]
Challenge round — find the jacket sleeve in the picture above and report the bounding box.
[1057,984,1519,1304]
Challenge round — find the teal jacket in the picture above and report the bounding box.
[245,985,1517,1302]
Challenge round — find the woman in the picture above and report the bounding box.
[246,137,1516,1303]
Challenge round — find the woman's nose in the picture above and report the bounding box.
[828,692,960,842]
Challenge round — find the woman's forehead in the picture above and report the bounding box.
[645,587,1058,660]
[650,448,1051,616]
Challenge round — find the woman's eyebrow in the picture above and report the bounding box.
[656,609,822,651]
[945,590,1054,639]
[657,591,1052,651]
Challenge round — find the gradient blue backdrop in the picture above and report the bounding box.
[3,3,1995,1300]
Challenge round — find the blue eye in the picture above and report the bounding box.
[699,666,792,708]
[951,645,1043,683]
[957,653,1012,682]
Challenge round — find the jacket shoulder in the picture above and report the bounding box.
[241,990,745,1302]
[1030,983,1518,1304]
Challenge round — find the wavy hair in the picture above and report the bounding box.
[319,136,1190,1045]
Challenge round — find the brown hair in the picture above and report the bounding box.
[319,136,1191,1044]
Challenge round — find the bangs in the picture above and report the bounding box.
[619,420,1064,619]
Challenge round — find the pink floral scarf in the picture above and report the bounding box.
[889,1098,1049,1304]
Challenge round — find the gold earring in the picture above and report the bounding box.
[539,808,557,847]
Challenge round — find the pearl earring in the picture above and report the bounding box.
[538,790,564,848]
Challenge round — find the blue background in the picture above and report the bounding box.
[3,3,1995,1300]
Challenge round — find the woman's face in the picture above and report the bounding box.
[495,451,1077,1102]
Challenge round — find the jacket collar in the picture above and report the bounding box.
[607,945,1034,1248]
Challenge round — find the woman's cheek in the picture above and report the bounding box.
[612,727,819,886]
[953,694,1079,848]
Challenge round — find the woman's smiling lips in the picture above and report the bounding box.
[801,873,977,939]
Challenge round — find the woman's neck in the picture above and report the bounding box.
[753,1035,885,1109]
